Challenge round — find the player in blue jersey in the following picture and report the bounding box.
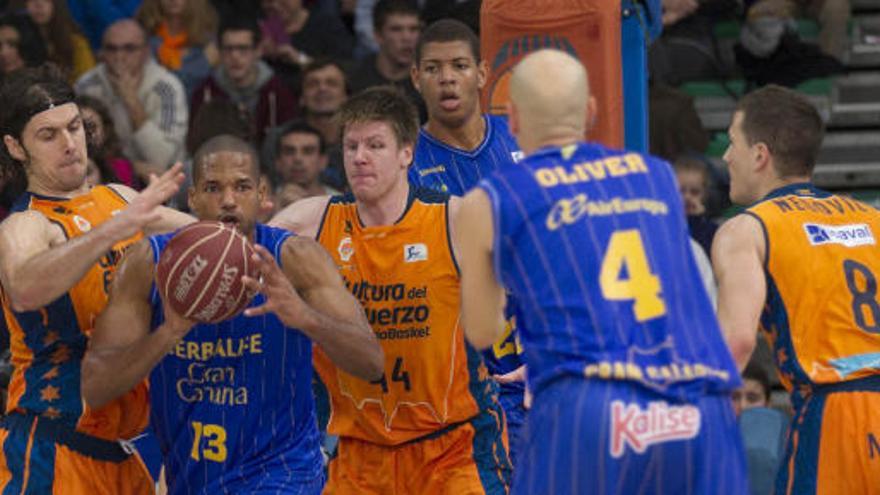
[455,49,748,494]
[81,135,384,494]
[409,19,528,460]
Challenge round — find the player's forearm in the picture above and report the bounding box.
[296,306,384,381]
[6,217,133,311]
[82,324,181,409]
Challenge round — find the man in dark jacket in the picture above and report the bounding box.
[189,16,297,148]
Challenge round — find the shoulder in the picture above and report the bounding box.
[105,183,137,203]
[148,62,186,93]
[269,195,332,237]
[412,186,449,205]
[0,209,51,236]
[713,213,766,261]
[74,66,105,92]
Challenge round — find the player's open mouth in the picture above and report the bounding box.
[440,93,460,111]
[219,215,240,227]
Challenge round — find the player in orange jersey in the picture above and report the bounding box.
[0,66,191,494]
[271,86,511,495]
[714,84,880,495]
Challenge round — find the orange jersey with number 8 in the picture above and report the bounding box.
[748,185,880,390]
[315,188,497,446]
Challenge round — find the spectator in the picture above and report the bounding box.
[0,12,47,78]
[648,0,740,85]
[75,19,188,177]
[299,58,349,190]
[349,0,424,119]
[67,0,141,51]
[673,155,719,257]
[746,0,850,61]
[76,94,140,189]
[136,0,219,96]
[259,0,354,90]
[272,120,339,198]
[190,15,297,149]
[13,0,95,83]
[732,361,771,416]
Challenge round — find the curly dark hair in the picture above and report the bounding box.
[0,64,74,205]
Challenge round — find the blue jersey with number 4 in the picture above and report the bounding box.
[147,224,324,495]
[479,143,740,401]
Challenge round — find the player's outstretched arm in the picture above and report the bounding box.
[109,162,196,235]
[0,164,186,312]
[82,240,195,409]
[454,190,507,350]
[243,240,384,381]
[268,195,331,239]
[713,213,767,371]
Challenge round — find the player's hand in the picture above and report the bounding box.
[158,290,197,340]
[242,244,306,324]
[494,365,532,409]
[493,365,526,384]
[113,163,185,238]
[662,0,698,26]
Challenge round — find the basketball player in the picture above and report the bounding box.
[81,135,384,494]
[713,85,880,494]
[456,49,748,494]
[409,18,527,459]
[271,86,512,494]
[0,67,191,493]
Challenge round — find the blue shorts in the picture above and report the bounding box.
[514,377,748,495]
[498,386,526,465]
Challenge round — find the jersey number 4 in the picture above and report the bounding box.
[600,230,667,321]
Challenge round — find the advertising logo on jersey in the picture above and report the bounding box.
[609,400,701,458]
[804,223,875,247]
[404,243,428,263]
[73,215,92,232]
[338,236,354,262]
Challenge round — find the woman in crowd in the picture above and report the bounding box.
[0,12,46,78]
[75,94,140,189]
[137,0,219,95]
[12,0,95,82]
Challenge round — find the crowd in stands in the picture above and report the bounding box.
[0,1,860,492]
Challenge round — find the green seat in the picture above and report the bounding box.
[679,80,746,98]
[706,133,731,158]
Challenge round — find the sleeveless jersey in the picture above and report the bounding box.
[479,142,741,401]
[410,114,524,386]
[747,183,880,405]
[315,187,497,445]
[148,224,323,494]
[0,186,147,439]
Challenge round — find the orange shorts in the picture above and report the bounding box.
[779,378,880,495]
[325,410,512,495]
[0,414,154,494]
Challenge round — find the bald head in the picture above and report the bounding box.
[192,134,260,183]
[508,49,592,152]
[103,19,147,46]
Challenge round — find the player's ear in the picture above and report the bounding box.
[586,96,597,134]
[3,135,26,163]
[753,141,772,173]
[506,101,520,137]
[477,59,488,90]
[399,142,413,169]
[410,63,421,93]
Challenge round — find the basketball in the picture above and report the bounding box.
[156,221,257,324]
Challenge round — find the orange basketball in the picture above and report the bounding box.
[156,221,257,323]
